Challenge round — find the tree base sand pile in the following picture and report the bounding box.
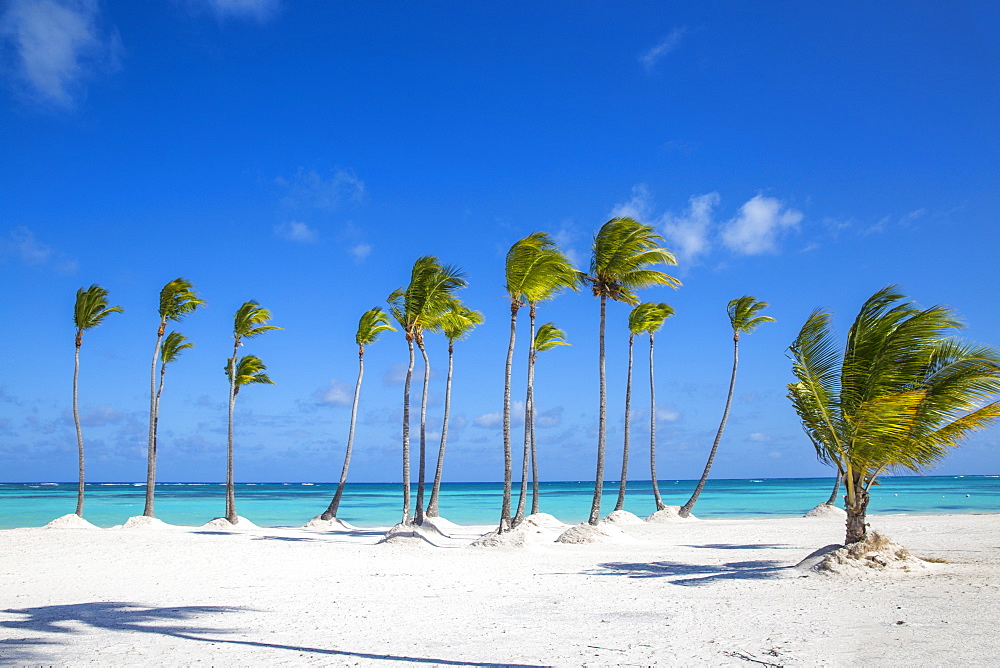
[808,531,930,575]
[803,503,847,518]
[646,506,697,523]
[44,514,98,529]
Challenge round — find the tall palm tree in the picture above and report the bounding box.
[426,303,484,518]
[644,304,675,512]
[586,218,679,526]
[320,307,395,521]
[680,296,774,518]
[527,322,569,516]
[614,302,674,513]
[72,285,123,517]
[788,286,1000,544]
[388,257,466,525]
[501,232,580,531]
[145,278,204,518]
[226,302,280,524]
[150,331,193,494]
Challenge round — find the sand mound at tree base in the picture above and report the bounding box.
[804,503,847,518]
[122,516,176,530]
[556,522,636,544]
[416,516,455,537]
[377,523,438,546]
[45,514,98,529]
[522,513,566,528]
[646,506,697,523]
[303,516,356,531]
[603,510,644,525]
[201,517,258,530]
[471,521,560,548]
[811,531,929,575]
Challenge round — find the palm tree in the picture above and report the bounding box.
[226,302,280,524]
[426,303,484,518]
[680,296,773,518]
[614,302,674,513]
[789,286,1000,544]
[150,331,193,499]
[388,257,466,525]
[527,322,569,516]
[645,304,676,512]
[320,307,396,521]
[145,278,204,518]
[72,285,123,517]
[501,232,580,531]
[586,218,679,526]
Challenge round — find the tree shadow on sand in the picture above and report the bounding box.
[0,601,540,666]
[594,559,792,586]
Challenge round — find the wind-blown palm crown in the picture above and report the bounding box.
[629,302,675,337]
[534,322,569,353]
[788,286,1000,544]
[74,285,124,339]
[588,218,681,303]
[161,331,192,365]
[225,355,275,393]
[234,301,282,341]
[440,304,485,344]
[159,278,205,326]
[357,306,396,349]
[728,295,775,341]
[506,232,582,307]
[389,256,467,341]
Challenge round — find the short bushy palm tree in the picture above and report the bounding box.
[388,257,466,525]
[614,302,673,513]
[145,278,204,518]
[426,303,483,518]
[321,307,395,521]
[586,218,679,526]
[72,285,123,516]
[501,232,580,531]
[225,302,280,524]
[788,286,1000,544]
[680,296,773,518]
[527,322,569,516]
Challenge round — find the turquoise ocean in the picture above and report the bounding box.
[1,476,998,529]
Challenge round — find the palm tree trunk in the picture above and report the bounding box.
[225,344,239,524]
[151,361,167,505]
[322,346,364,520]
[414,340,431,525]
[73,337,84,516]
[844,470,868,544]
[500,304,518,532]
[588,295,608,526]
[615,334,635,512]
[514,307,537,525]
[680,335,739,517]
[826,470,842,506]
[144,322,166,517]
[530,379,539,515]
[426,341,454,518]
[401,338,415,524]
[649,332,665,511]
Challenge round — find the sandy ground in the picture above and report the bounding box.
[1,512,998,666]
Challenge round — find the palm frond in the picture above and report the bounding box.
[234,301,281,339]
[356,306,396,347]
[506,232,581,306]
[534,322,569,352]
[74,285,124,332]
[628,302,674,336]
[787,309,844,466]
[728,296,775,334]
[225,354,275,388]
[439,303,484,342]
[589,218,681,304]
[160,331,193,366]
[159,278,205,322]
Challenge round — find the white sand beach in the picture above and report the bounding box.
[1,512,998,666]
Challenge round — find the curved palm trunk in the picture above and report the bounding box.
[680,335,739,517]
[588,295,608,526]
[400,338,415,524]
[322,346,365,520]
[514,308,537,525]
[426,341,454,518]
[529,387,539,515]
[500,304,518,532]
[414,340,431,525]
[225,347,239,524]
[844,469,869,544]
[615,334,635,512]
[73,337,84,516]
[150,360,169,500]
[144,321,167,517]
[826,469,842,506]
[649,332,666,511]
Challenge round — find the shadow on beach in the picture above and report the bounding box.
[0,601,542,666]
[593,559,792,586]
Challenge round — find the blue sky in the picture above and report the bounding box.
[1,1,998,484]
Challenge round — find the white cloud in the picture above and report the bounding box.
[350,243,372,263]
[535,406,563,428]
[475,402,524,429]
[315,379,352,407]
[205,0,280,22]
[639,27,686,71]
[550,219,583,269]
[721,195,803,255]
[274,221,318,244]
[1,226,77,272]
[1,0,121,107]
[610,183,654,222]
[656,408,680,423]
[661,192,719,262]
[279,168,365,211]
[748,432,773,443]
